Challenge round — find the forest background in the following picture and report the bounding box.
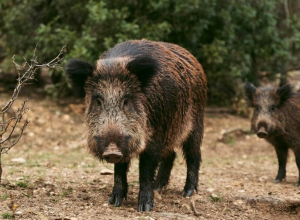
[1,0,300,106]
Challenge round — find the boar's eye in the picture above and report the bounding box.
[121,98,132,112]
[254,105,260,111]
[269,105,276,112]
[96,98,103,109]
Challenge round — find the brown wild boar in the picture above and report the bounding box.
[244,83,300,186]
[66,39,207,211]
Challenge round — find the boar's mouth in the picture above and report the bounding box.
[102,143,123,163]
[256,127,268,138]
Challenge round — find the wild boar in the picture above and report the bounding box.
[66,39,207,211]
[244,83,300,186]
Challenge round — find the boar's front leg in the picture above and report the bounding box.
[294,148,300,186]
[109,162,129,207]
[273,145,288,184]
[138,148,160,212]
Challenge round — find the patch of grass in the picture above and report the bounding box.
[15,181,27,188]
[224,136,236,145]
[69,180,77,184]
[2,212,13,219]
[210,193,224,203]
[15,175,30,188]
[138,217,148,220]
[61,188,73,197]
[1,194,8,201]
[81,163,96,168]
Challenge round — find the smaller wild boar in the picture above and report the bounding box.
[244,83,300,186]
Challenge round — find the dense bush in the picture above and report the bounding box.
[1,0,300,104]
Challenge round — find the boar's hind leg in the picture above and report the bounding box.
[109,162,129,207]
[294,148,300,186]
[182,126,202,197]
[274,145,288,184]
[138,147,160,212]
[155,151,176,193]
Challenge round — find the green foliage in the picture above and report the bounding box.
[210,193,224,203]
[1,0,300,105]
[15,175,30,188]
[1,193,8,201]
[15,181,27,188]
[61,188,73,197]
[1,213,13,219]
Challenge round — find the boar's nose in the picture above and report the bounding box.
[257,127,268,138]
[102,143,123,163]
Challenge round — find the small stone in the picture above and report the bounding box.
[143,217,155,220]
[28,132,35,137]
[233,200,244,205]
[11,158,26,163]
[211,193,218,199]
[63,114,71,121]
[15,211,23,215]
[100,169,114,175]
[206,187,214,193]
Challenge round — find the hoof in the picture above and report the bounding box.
[183,189,194,197]
[138,203,153,212]
[273,179,281,184]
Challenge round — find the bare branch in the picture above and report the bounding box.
[1,44,67,113]
[0,100,29,144]
[1,119,29,154]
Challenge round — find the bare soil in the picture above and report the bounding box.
[0,93,300,220]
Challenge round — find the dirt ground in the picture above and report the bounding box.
[0,91,300,220]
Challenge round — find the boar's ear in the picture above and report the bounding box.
[244,82,257,105]
[126,56,159,88]
[66,59,94,97]
[277,84,293,105]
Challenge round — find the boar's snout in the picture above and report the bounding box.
[102,143,123,163]
[256,126,268,138]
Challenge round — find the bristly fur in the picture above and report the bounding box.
[66,39,207,211]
